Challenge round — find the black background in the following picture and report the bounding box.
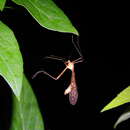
[0,0,130,130]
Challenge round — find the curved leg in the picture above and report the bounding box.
[32,67,68,80]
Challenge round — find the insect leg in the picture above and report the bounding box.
[32,67,68,80]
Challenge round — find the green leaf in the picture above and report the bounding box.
[0,0,6,11]
[101,86,130,112]
[10,74,45,130]
[12,0,79,35]
[0,21,23,100]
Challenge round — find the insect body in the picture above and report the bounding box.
[64,60,79,105]
[32,36,83,105]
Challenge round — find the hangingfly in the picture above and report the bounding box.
[32,36,84,105]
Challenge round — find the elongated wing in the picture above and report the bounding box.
[69,87,78,105]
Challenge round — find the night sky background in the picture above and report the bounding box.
[0,0,130,130]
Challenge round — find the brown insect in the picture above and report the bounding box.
[32,36,83,105]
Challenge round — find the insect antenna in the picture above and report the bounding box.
[72,35,83,57]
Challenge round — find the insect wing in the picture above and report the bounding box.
[69,87,78,105]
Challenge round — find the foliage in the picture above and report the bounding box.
[0,21,23,100]
[0,0,78,129]
[101,86,130,128]
[12,0,78,35]
[101,86,130,112]
[0,0,6,11]
[10,75,44,130]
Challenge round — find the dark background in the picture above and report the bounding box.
[0,0,130,130]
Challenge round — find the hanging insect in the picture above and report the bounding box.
[32,36,84,105]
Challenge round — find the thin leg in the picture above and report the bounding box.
[73,57,82,62]
[44,55,65,62]
[74,59,84,64]
[72,35,83,57]
[32,67,68,80]
[73,57,84,64]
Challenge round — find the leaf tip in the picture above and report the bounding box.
[113,123,117,129]
[100,109,105,113]
[100,105,110,113]
[17,95,21,102]
[73,30,79,36]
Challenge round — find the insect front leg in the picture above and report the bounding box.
[64,85,72,95]
[32,67,68,80]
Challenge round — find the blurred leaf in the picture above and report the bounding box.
[10,74,45,130]
[12,0,79,35]
[0,0,6,11]
[101,86,130,112]
[114,111,130,128]
[0,21,23,100]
